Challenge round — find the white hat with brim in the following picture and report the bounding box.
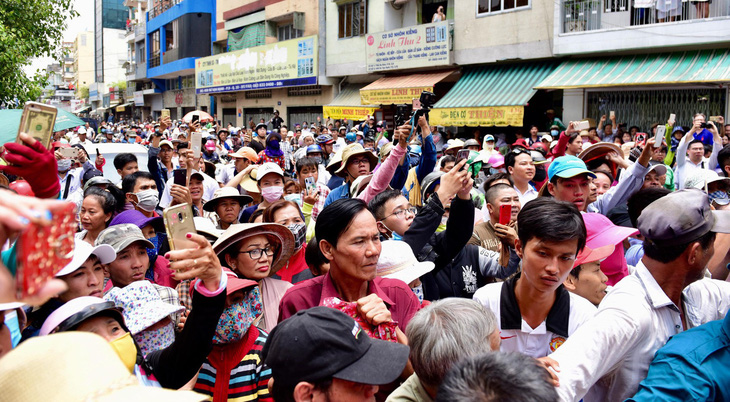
[351,174,373,197]
[194,216,223,240]
[445,139,465,152]
[104,281,185,335]
[376,240,435,285]
[56,239,116,277]
[326,148,344,175]
[0,332,207,402]
[213,223,295,275]
[334,144,378,177]
[256,162,285,182]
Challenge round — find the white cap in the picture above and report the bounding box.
[256,162,284,182]
[77,127,87,135]
[55,239,116,277]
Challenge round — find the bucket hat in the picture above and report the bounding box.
[213,223,295,274]
[104,281,185,335]
[376,240,434,285]
[335,144,378,177]
[203,187,253,212]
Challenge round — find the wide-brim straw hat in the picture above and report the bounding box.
[213,223,295,275]
[335,144,378,177]
[578,142,623,176]
[0,332,206,402]
[326,148,344,175]
[240,167,260,194]
[203,187,254,212]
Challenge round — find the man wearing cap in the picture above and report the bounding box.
[70,127,93,147]
[263,306,409,402]
[148,118,179,198]
[269,110,284,130]
[218,146,258,186]
[545,189,730,402]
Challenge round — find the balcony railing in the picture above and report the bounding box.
[148,0,183,20]
[149,53,161,68]
[562,0,730,33]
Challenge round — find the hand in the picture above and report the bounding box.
[53,149,63,161]
[0,133,61,199]
[417,115,429,133]
[77,149,88,164]
[356,293,392,326]
[302,187,319,205]
[177,309,190,331]
[165,233,223,292]
[707,120,718,135]
[437,160,470,203]
[170,184,192,206]
[565,121,576,135]
[600,115,606,122]
[159,116,172,131]
[188,121,200,133]
[395,124,412,148]
[717,116,725,126]
[456,174,473,200]
[537,357,561,387]
[95,153,105,168]
[494,223,517,247]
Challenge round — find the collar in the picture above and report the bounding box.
[635,261,676,309]
[499,273,571,337]
[513,184,536,196]
[319,272,395,308]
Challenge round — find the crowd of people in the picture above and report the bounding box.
[0,107,729,402]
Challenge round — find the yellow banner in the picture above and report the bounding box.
[323,106,377,121]
[115,105,126,112]
[360,86,433,105]
[430,106,524,127]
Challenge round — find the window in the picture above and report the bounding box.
[278,24,303,41]
[338,1,367,39]
[477,0,529,15]
[182,75,194,89]
[149,30,160,68]
[165,20,177,51]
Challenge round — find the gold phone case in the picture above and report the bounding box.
[163,203,197,251]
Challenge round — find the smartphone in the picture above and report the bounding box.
[17,102,57,149]
[161,109,170,119]
[609,111,615,119]
[15,202,76,299]
[163,203,197,251]
[456,149,470,166]
[305,176,317,193]
[173,168,187,187]
[96,148,100,157]
[191,114,199,125]
[575,120,590,131]
[669,113,676,124]
[710,116,722,123]
[191,132,202,159]
[499,204,512,225]
[654,125,666,148]
[59,147,79,159]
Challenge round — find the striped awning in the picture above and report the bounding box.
[324,85,378,120]
[536,49,730,89]
[360,70,454,105]
[430,62,558,127]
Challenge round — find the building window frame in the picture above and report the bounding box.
[278,24,303,42]
[338,0,367,39]
[476,0,531,17]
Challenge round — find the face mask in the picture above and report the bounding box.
[287,223,306,250]
[146,235,160,266]
[284,193,302,206]
[5,310,21,348]
[109,332,137,373]
[379,221,402,241]
[57,159,72,172]
[261,185,284,203]
[214,287,263,344]
[311,156,322,164]
[411,283,424,304]
[268,139,280,151]
[133,322,175,356]
[485,143,495,151]
[133,189,159,212]
[551,130,559,136]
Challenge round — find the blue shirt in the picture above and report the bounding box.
[693,128,713,146]
[628,312,730,401]
[625,237,644,267]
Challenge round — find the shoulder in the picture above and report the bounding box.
[281,275,325,301]
[373,276,415,296]
[568,292,597,326]
[473,282,503,306]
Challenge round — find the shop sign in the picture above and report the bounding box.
[366,21,450,72]
[323,106,377,121]
[195,35,318,94]
[430,106,524,127]
[134,91,144,106]
[360,86,434,105]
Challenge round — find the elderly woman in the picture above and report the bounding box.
[213,223,295,332]
[278,198,420,332]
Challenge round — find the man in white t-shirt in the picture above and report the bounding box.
[473,197,596,358]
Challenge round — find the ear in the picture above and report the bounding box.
[686,242,703,266]
[547,182,556,196]
[507,166,514,175]
[514,238,524,260]
[293,382,315,402]
[376,221,390,236]
[126,193,137,204]
[563,274,577,290]
[102,265,110,278]
[116,169,123,176]
[486,203,495,216]
[319,239,335,262]
[724,164,730,177]
[224,253,236,269]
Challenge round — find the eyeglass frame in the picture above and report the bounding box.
[235,246,276,260]
[380,206,417,221]
[348,156,371,166]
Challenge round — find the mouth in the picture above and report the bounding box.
[89,289,103,297]
[540,276,559,286]
[131,272,145,280]
[573,199,585,207]
[256,265,270,273]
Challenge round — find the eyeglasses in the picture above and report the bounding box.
[382,207,417,220]
[236,246,275,260]
[349,157,370,166]
[511,148,529,155]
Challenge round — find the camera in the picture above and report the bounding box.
[700,122,712,129]
[394,104,411,128]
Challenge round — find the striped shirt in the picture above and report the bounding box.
[194,326,272,402]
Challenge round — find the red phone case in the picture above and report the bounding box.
[15,202,76,299]
[499,204,512,225]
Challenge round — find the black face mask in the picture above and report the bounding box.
[534,165,547,183]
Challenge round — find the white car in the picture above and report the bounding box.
[81,143,149,185]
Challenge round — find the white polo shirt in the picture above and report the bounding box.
[473,274,596,358]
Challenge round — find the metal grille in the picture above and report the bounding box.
[288,85,322,97]
[245,90,272,99]
[586,89,726,132]
[287,107,323,128]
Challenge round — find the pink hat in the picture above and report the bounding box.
[205,139,216,151]
[487,153,505,169]
[575,213,638,267]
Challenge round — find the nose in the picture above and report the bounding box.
[132,253,146,270]
[88,273,99,287]
[545,259,560,276]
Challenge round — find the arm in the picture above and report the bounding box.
[430,196,475,266]
[415,118,437,183]
[628,358,709,402]
[553,123,575,158]
[477,246,520,279]
[358,135,407,203]
[708,121,722,170]
[663,122,675,166]
[588,157,650,215]
[676,132,693,169]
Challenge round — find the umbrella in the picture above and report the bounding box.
[0,109,86,146]
[182,110,214,124]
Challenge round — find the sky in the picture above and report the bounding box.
[24,0,95,76]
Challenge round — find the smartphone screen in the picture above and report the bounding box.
[499,204,512,225]
[192,114,199,124]
[305,176,316,193]
[191,132,202,159]
[173,168,187,187]
[161,109,170,119]
[456,149,470,166]
[669,113,676,124]
[654,126,665,148]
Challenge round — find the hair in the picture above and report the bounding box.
[248,208,265,223]
[270,377,332,402]
[407,299,498,389]
[177,142,189,151]
[718,145,730,177]
[262,200,304,223]
[517,198,586,254]
[113,153,137,170]
[436,352,559,402]
[694,112,706,120]
[688,139,704,150]
[315,198,370,250]
[567,131,581,144]
[627,187,672,228]
[121,171,156,195]
[296,157,318,174]
[482,172,514,191]
[504,149,530,170]
[485,183,514,206]
[592,169,614,184]
[283,179,301,194]
[643,230,716,263]
[82,187,117,226]
[368,189,404,221]
[304,236,328,276]
[569,264,583,279]
[440,155,456,169]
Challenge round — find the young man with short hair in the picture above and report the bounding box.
[505,148,537,206]
[675,115,722,189]
[113,153,138,182]
[473,197,596,358]
[121,171,159,217]
[469,183,521,254]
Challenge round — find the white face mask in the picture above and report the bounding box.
[133,189,159,212]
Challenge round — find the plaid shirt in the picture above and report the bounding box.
[311,183,330,221]
[176,280,193,311]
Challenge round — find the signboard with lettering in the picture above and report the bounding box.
[323,106,377,121]
[360,86,435,105]
[134,91,144,106]
[195,35,318,94]
[366,21,450,72]
[430,106,525,127]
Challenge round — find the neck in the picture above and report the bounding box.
[690,157,703,165]
[643,257,692,307]
[220,220,231,230]
[84,227,102,245]
[163,160,174,170]
[136,207,154,218]
[514,179,530,193]
[514,275,556,327]
[329,268,369,302]
[59,170,69,179]
[421,381,438,399]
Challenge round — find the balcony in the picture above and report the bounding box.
[162,47,179,65]
[148,0,183,20]
[555,0,730,54]
[149,53,161,68]
[134,21,146,42]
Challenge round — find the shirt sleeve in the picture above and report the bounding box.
[477,246,519,279]
[627,359,710,402]
[588,161,650,215]
[708,139,722,171]
[358,144,407,203]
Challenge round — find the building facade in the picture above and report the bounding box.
[92,0,129,117]
[73,32,95,106]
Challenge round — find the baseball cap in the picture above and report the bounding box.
[511,138,529,149]
[77,127,87,135]
[262,306,409,387]
[83,176,113,191]
[95,224,154,253]
[548,156,597,181]
[82,168,103,183]
[638,189,730,246]
[541,134,553,142]
[159,140,174,149]
[647,161,667,176]
[55,238,116,277]
[484,135,495,142]
[229,146,259,163]
[256,162,284,182]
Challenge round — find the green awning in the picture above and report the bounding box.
[431,62,558,127]
[536,49,730,89]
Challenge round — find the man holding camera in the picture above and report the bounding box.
[675,113,722,189]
